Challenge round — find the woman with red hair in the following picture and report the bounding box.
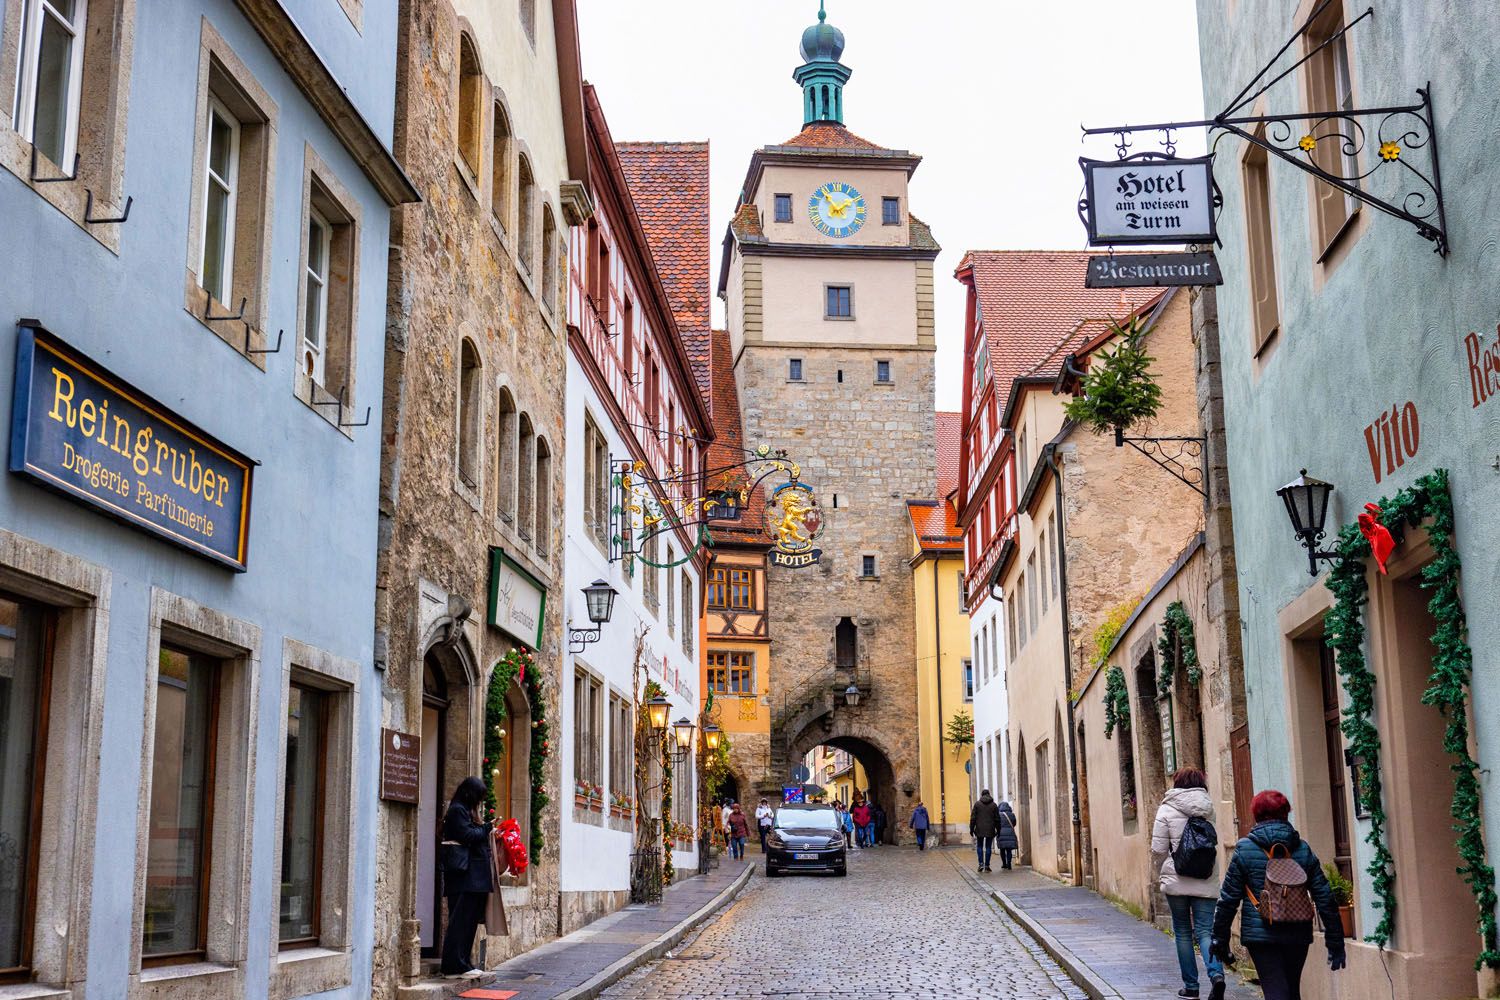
[1211,790,1345,999]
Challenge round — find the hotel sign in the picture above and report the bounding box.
[487,547,546,649]
[9,324,254,570]
[1085,252,1223,288]
[1081,156,1216,246]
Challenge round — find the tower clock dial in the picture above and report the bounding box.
[808,181,867,239]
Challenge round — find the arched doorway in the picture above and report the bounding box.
[417,654,449,957]
[1015,729,1032,865]
[794,734,901,844]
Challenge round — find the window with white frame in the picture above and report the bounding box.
[13,0,87,168]
[583,412,609,549]
[199,96,240,306]
[681,573,694,655]
[295,161,360,407]
[301,208,330,383]
[962,658,974,701]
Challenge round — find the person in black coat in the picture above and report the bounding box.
[995,799,1020,870]
[440,776,494,979]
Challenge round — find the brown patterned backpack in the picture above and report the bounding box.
[1246,843,1315,924]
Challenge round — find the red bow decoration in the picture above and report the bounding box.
[1358,503,1396,574]
[496,818,529,876]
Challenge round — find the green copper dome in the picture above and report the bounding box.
[799,3,845,63]
[792,1,852,125]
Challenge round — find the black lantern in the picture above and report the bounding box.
[672,717,696,759]
[1276,470,1338,576]
[568,580,618,652]
[843,683,862,707]
[646,694,671,735]
[703,723,722,751]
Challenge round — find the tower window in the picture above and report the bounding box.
[774,194,792,223]
[835,617,856,668]
[882,197,900,225]
[876,360,891,383]
[788,358,803,381]
[860,554,877,578]
[825,285,852,319]
[836,369,843,383]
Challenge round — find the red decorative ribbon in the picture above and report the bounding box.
[1358,502,1396,574]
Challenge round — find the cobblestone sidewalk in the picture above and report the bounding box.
[469,860,753,1000]
[966,860,1263,1000]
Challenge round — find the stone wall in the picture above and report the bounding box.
[374,1,568,994]
[735,343,934,836]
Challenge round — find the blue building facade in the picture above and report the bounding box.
[0,1,413,997]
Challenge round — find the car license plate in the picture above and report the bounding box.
[794,852,818,860]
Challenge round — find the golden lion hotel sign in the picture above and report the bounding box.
[9,325,254,570]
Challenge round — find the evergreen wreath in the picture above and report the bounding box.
[1324,469,1497,963]
[1156,601,1201,698]
[1103,665,1131,738]
[660,725,675,887]
[485,648,550,859]
[1062,315,1164,435]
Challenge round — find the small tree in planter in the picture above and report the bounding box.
[1063,316,1163,437]
[1325,863,1356,936]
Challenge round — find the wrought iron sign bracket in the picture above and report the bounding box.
[1083,3,1450,256]
[1113,426,1207,498]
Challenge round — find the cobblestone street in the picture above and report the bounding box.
[603,848,1089,999]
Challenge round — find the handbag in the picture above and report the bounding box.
[440,840,470,874]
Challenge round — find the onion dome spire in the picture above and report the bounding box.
[793,1,851,125]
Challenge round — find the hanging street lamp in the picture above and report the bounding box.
[568,579,619,653]
[1276,470,1339,576]
[702,723,722,752]
[843,683,861,707]
[646,693,671,736]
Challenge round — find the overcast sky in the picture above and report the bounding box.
[576,0,1207,412]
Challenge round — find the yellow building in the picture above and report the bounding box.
[809,745,867,805]
[909,412,974,842]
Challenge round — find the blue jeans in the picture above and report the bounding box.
[1166,894,1223,991]
[975,835,993,868]
[730,835,746,859]
[862,822,877,846]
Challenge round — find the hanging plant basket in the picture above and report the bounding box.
[1063,315,1164,436]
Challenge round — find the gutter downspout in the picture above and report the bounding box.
[932,555,948,845]
[1046,444,1085,887]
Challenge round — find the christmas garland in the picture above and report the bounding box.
[1324,469,1497,963]
[1156,601,1201,698]
[1103,665,1131,738]
[485,647,550,858]
[660,737,674,887]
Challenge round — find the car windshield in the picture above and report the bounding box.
[775,808,838,831]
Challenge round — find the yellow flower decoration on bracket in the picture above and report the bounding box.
[1298,134,1317,152]
[1379,141,1401,161]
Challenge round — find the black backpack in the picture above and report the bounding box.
[1172,815,1219,879]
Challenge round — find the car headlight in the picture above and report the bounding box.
[827,838,844,849]
[767,833,785,849]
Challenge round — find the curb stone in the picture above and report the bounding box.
[549,863,755,1000]
[950,856,1121,1000]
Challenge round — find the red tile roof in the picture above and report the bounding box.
[616,141,712,405]
[728,202,765,244]
[777,122,890,151]
[706,329,767,547]
[936,411,961,500]
[958,251,1165,411]
[907,500,962,552]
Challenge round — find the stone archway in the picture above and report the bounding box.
[788,724,912,845]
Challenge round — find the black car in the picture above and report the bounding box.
[764,804,847,877]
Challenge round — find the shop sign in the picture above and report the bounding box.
[380,728,420,804]
[487,547,546,650]
[9,324,254,570]
[1464,324,1500,409]
[1085,251,1223,288]
[1081,156,1216,246]
[1158,696,1177,776]
[1363,401,1420,486]
[765,480,823,569]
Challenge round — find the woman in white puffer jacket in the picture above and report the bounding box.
[1151,768,1225,1000]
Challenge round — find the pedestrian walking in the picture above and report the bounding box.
[969,788,1001,872]
[1152,768,1225,1000]
[1211,790,1345,1000]
[720,798,733,837]
[996,798,1019,870]
[755,797,774,854]
[837,801,854,848]
[851,799,872,848]
[872,802,887,847]
[910,801,931,850]
[438,776,494,980]
[727,802,750,859]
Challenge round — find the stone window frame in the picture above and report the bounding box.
[182,17,279,369]
[858,552,879,580]
[293,143,363,437]
[0,0,134,254]
[571,663,605,826]
[494,382,519,528]
[454,26,484,195]
[0,529,110,997]
[514,145,538,286]
[489,87,515,248]
[267,638,360,999]
[540,197,563,332]
[773,193,792,223]
[130,588,261,1000]
[787,357,804,382]
[874,358,892,385]
[824,282,854,321]
[454,334,484,509]
[881,196,901,226]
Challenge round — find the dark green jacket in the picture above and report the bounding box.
[1211,820,1343,951]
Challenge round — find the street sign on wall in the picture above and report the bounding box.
[1085,251,1223,288]
[380,728,420,804]
[1081,156,1216,246]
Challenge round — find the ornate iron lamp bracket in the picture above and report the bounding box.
[1083,4,1450,256]
[1113,426,1208,498]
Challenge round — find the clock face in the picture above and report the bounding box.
[808,181,867,239]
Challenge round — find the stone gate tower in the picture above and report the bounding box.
[716,3,938,840]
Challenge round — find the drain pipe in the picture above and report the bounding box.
[932,555,948,845]
[1046,443,1084,887]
